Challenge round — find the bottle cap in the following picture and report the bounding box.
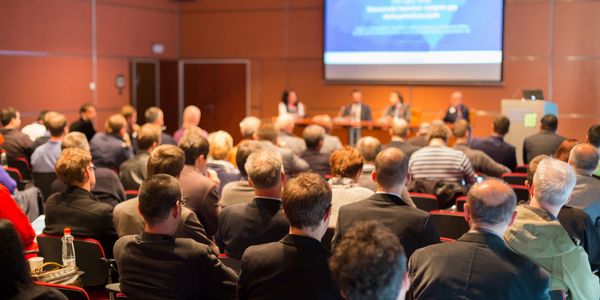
[64,228,71,235]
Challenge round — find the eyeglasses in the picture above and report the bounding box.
[89,164,96,170]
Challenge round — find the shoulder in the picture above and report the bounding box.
[114,198,138,214]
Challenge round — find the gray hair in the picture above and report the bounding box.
[391,118,409,138]
[303,125,325,149]
[239,116,261,138]
[356,136,381,162]
[61,132,90,151]
[533,158,576,206]
[245,149,283,189]
[569,143,599,175]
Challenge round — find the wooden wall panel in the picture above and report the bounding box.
[504,2,551,56]
[555,1,600,57]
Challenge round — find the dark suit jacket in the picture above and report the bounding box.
[90,132,133,170]
[69,118,96,141]
[179,165,220,237]
[409,231,550,300]
[0,128,33,160]
[523,130,566,163]
[559,206,600,269]
[161,132,177,145]
[43,186,118,257]
[384,140,422,158]
[216,197,289,259]
[443,104,469,123]
[332,193,440,258]
[471,136,517,171]
[118,152,149,190]
[300,148,331,177]
[238,234,342,300]
[341,103,373,121]
[114,232,238,300]
[51,167,126,207]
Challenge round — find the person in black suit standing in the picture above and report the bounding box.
[332,147,440,258]
[443,91,469,123]
[238,172,342,300]
[339,90,373,121]
[408,179,550,299]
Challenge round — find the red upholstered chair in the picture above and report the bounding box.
[455,196,467,212]
[430,211,469,240]
[35,282,90,300]
[501,173,527,186]
[8,156,31,180]
[509,184,530,204]
[409,192,439,212]
[124,190,139,200]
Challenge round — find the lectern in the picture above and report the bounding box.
[501,99,558,165]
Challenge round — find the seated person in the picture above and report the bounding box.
[207,130,241,193]
[217,149,290,259]
[238,173,341,300]
[21,110,49,142]
[278,89,306,119]
[119,123,161,190]
[452,120,510,177]
[0,106,33,159]
[219,140,263,208]
[407,122,431,147]
[31,112,66,173]
[114,174,238,299]
[300,125,330,177]
[443,91,469,123]
[330,221,409,300]
[567,143,600,226]
[409,179,550,299]
[90,114,133,170]
[43,148,118,256]
[523,114,566,164]
[0,185,37,257]
[382,91,411,122]
[339,90,372,121]
[470,116,517,171]
[553,139,579,162]
[145,107,176,145]
[69,103,96,141]
[227,116,261,168]
[173,105,208,143]
[311,114,342,154]
[384,118,421,158]
[275,114,306,156]
[255,120,308,177]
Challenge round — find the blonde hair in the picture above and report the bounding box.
[208,130,234,160]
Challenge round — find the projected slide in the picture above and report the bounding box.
[324,0,504,83]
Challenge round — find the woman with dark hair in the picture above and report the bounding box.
[383,91,411,122]
[0,219,66,300]
[554,139,580,162]
[278,89,305,119]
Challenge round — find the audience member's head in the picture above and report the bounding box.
[303,125,325,150]
[208,130,233,161]
[236,140,264,178]
[61,132,90,151]
[105,114,127,135]
[329,221,408,300]
[145,107,164,126]
[137,123,161,152]
[532,158,576,213]
[182,105,201,127]
[374,148,409,190]
[586,124,600,148]
[351,89,363,103]
[239,116,261,139]
[282,172,332,234]
[356,136,381,163]
[426,124,451,143]
[526,155,550,188]
[36,110,49,124]
[120,105,137,126]
[554,139,580,162]
[330,146,363,179]
[450,91,464,107]
[465,179,517,231]
[275,114,295,134]
[0,219,34,298]
[46,112,67,138]
[390,118,410,139]
[55,148,95,188]
[178,133,209,167]
[312,114,334,133]
[418,122,431,137]
[452,119,470,140]
[245,149,283,191]
[0,107,20,128]
[138,174,182,229]
[79,103,96,121]
[255,120,278,144]
[540,114,558,132]
[568,143,600,176]
[493,116,510,136]
[147,145,185,177]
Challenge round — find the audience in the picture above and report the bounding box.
[21,110,48,142]
[523,114,566,164]
[173,105,208,143]
[300,124,330,177]
[452,119,510,177]
[43,147,118,256]
[217,149,289,259]
[256,120,308,177]
[328,146,374,227]
[114,174,238,299]
[228,116,261,167]
[207,130,241,193]
[90,114,133,170]
[69,103,97,141]
[329,221,408,300]
[31,111,55,149]
[30,112,66,173]
[504,158,600,299]
[567,143,600,228]
[145,106,176,145]
[238,172,341,300]
[355,136,381,191]
[384,118,421,158]
[113,144,218,253]
[219,140,262,207]
[0,106,33,159]
[409,179,550,299]
[311,114,342,154]
[554,138,580,162]
[119,123,161,190]
[333,148,440,258]
[471,115,517,170]
[407,122,431,147]
[119,105,139,151]
[275,114,306,156]
[178,132,220,237]
[443,91,469,123]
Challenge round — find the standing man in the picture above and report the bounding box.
[69,103,97,141]
[339,90,373,121]
[443,91,469,123]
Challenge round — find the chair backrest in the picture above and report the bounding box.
[509,184,530,204]
[37,234,108,287]
[515,165,528,173]
[35,281,90,300]
[32,172,58,201]
[409,192,439,212]
[455,196,467,212]
[8,156,31,180]
[124,190,139,200]
[501,172,527,186]
[430,211,469,240]
[4,166,23,182]
[218,253,241,274]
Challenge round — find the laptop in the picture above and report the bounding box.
[522,89,544,101]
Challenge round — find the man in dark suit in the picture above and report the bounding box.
[219,140,262,208]
[339,90,373,121]
[409,179,550,299]
[90,114,133,170]
[443,91,469,123]
[523,114,566,163]
[0,107,33,160]
[256,120,308,177]
[145,107,176,145]
[332,148,440,258]
[471,115,517,171]
[384,118,421,158]
[238,173,342,300]
[300,125,330,177]
[69,103,97,141]
[217,148,290,259]
[114,174,238,299]
[119,123,161,190]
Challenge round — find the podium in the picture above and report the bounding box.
[501,99,558,165]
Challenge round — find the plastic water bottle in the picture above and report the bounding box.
[61,228,76,267]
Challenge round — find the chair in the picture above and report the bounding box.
[509,184,530,204]
[455,196,467,212]
[37,234,109,287]
[124,190,138,200]
[515,165,528,173]
[4,166,26,190]
[32,172,58,200]
[35,281,90,300]
[218,253,241,274]
[501,173,527,186]
[430,211,469,240]
[409,193,439,212]
[321,227,335,252]
[8,156,31,180]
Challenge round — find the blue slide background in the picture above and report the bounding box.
[325,0,503,52]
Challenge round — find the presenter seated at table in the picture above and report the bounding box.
[382,91,410,122]
[339,89,373,121]
[443,91,469,123]
[278,89,305,119]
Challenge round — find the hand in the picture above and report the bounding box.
[206,169,221,187]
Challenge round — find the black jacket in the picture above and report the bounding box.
[300,148,331,177]
[559,205,600,270]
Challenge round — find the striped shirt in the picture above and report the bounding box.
[409,145,477,184]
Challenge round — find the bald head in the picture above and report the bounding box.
[391,118,409,138]
[356,136,381,162]
[467,179,517,226]
[569,143,599,175]
[450,91,463,106]
[182,105,201,127]
[374,148,409,189]
[276,114,295,133]
[312,114,333,133]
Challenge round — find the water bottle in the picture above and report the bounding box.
[0,151,7,166]
[61,228,76,267]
